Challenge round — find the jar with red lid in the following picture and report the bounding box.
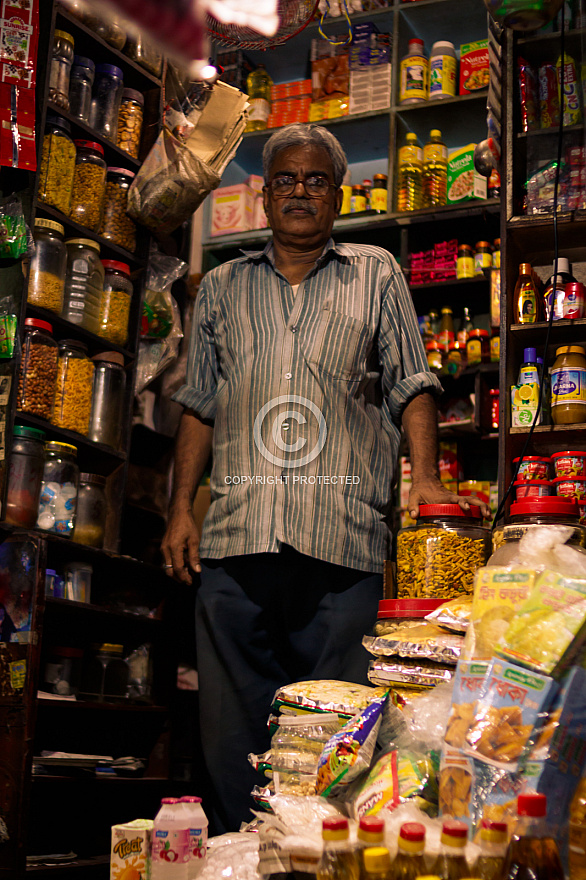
[396,504,490,599]
[426,340,442,373]
[373,598,444,635]
[17,318,59,420]
[69,140,107,232]
[513,455,551,481]
[553,475,586,502]
[98,260,132,345]
[466,328,490,365]
[551,450,586,478]
[492,497,586,553]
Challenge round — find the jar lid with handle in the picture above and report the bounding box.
[92,350,125,366]
[45,440,77,456]
[13,425,45,441]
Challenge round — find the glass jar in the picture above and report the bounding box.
[396,504,490,599]
[89,63,124,143]
[466,328,490,365]
[72,473,107,548]
[48,30,74,110]
[490,329,500,362]
[271,713,340,794]
[62,238,104,333]
[456,244,475,279]
[68,55,95,123]
[37,115,77,215]
[100,168,137,252]
[491,498,586,556]
[98,260,132,345]
[63,561,92,602]
[17,318,59,420]
[493,238,501,269]
[116,89,144,159]
[37,440,79,536]
[124,34,162,77]
[350,185,367,213]
[84,12,126,49]
[69,141,107,233]
[89,352,126,449]
[52,340,95,435]
[43,646,83,696]
[426,340,442,373]
[373,598,445,635]
[371,174,388,213]
[81,642,130,701]
[5,425,46,528]
[474,241,493,273]
[27,219,67,313]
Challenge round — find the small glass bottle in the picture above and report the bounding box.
[351,185,367,213]
[437,307,455,352]
[474,241,493,273]
[37,441,79,536]
[371,174,388,213]
[470,819,507,880]
[316,818,360,880]
[48,30,74,110]
[72,473,107,548]
[245,64,273,132]
[392,822,427,879]
[456,307,474,348]
[466,328,490,365]
[431,820,469,880]
[27,218,67,313]
[515,262,540,324]
[501,794,563,880]
[68,55,95,123]
[6,425,46,528]
[457,244,475,279]
[69,140,107,232]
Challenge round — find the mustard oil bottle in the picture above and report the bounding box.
[501,793,564,880]
[431,820,469,880]
[317,817,360,880]
[364,847,393,880]
[422,129,447,208]
[357,816,385,879]
[245,64,272,132]
[391,822,426,880]
[469,820,507,880]
[397,132,423,212]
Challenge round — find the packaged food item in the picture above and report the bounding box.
[399,38,429,104]
[271,713,341,796]
[551,345,586,426]
[429,41,456,100]
[447,145,487,203]
[518,57,538,132]
[110,819,152,880]
[445,659,489,750]
[425,598,472,634]
[564,282,585,319]
[539,62,560,128]
[551,450,586,478]
[462,567,535,662]
[0,193,28,260]
[363,621,463,665]
[557,51,582,127]
[439,747,476,825]
[514,480,553,500]
[368,658,455,689]
[460,40,489,94]
[513,456,551,481]
[553,476,586,501]
[353,748,440,819]
[374,599,444,636]
[271,680,388,721]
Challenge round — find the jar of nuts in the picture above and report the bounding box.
[116,89,144,159]
[17,319,59,421]
[48,30,74,110]
[69,141,107,232]
[28,219,67,313]
[100,167,136,253]
[99,260,132,346]
[52,340,95,436]
[37,115,77,215]
[62,239,104,334]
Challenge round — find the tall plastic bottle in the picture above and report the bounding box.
[397,132,423,212]
[422,130,447,208]
[569,775,586,879]
[356,816,385,878]
[363,847,392,880]
[180,796,208,879]
[469,820,507,880]
[316,817,360,880]
[429,41,457,100]
[400,39,429,104]
[245,64,272,132]
[501,793,564,880]
[392,822,427,879]
[431,820,469,880]
[514,263,540,324]
[152,797,189,880]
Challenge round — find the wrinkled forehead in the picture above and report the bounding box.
[268,144,335,180]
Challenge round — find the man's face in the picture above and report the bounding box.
[263,144,343,247]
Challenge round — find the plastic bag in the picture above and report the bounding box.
[125,643,151,700]
[127,126,221,237]
[198,832,259,880]
[271,680,388,721]
[0,194,28,259]
[363,621,463,665]
[425,597,472,633]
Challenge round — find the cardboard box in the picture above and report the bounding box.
[211,184,254,237]
[459,39,489,95]
[447,144,487,203]
[110,819,152,880]
[511,381,543,427]
[253,196,268,229]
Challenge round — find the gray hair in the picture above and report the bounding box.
[262,124,348,188]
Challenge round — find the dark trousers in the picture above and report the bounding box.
[195,545,383,834]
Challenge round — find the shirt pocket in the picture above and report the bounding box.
[304,310,371,380]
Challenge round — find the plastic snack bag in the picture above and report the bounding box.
[363,620,463,665]
[0,194,28,259]
[353,746,440,819]
[425,597,472,634]
[462,567,535,662]
[271,680,388,722]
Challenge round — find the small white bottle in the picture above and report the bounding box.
[152,797,189,880]
[180,796,209,879]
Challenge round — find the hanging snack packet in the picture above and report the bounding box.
[462,567,535,662]
[0,194,27,259]
[368,657,455,689]
[352,747,440,819]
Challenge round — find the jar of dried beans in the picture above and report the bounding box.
[52,339,95,436]
[99,167,136,252]
[69,140,106,232]
[37,115,76,215]
[116,89,144,159]
[17,319,59,421]
[27,218,67,313]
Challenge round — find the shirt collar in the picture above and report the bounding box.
[240,238,359,265]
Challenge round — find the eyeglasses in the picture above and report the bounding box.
[267,174,337,198]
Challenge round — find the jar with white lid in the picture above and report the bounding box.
[271,713,340,795]
[429,41,457,100]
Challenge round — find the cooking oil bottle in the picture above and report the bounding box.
[570,775,586,879]
[363,847,393,880]
[422,129,447,208]
[501,793,564,880]
[245,64,272,132]
[317,817,360,880]
[431,820,469,880]
[392,822,427,879]
[469,820,507,880]
[397,132,423,212]
[357,816,385,878]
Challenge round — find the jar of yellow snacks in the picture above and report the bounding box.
[37,115,77,215]
[28,219,67,313]
[396,504,490,599]
[98,260,132,346]
[52,340,95,436]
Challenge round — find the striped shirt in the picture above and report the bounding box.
[173,239,442,573]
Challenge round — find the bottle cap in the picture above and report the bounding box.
[181,796,203,803]
[73,55,95,71]
[54,29,74,44]
[13,425,45,441]
[519,262,532,274]
[510,497,579,518]
[101,259,131,275]
[441,820,467,848]
[24,317,53,333]
[34,218,64,236]
[92,351,125,366]
[408,38,425,51]
[431,41,455,52]
[161,797,180,804]
[399,822,425,853]
[45,441,77,456]
[518,793,546,817]
[441,307,453,314]
[95,63,123,78]
[46,114,72,134]
[406,133,418,143]
[430,129,442,138]
[363,848,391,874]
[66,238,100,252]
[358,816,384,835]
[419,504,483,519]
[79,473,107,486]
[553,257,570,275]
[523,347,537,362]
[74,140,104,155]
[555,345,586,356]
[480,819,508,843]
[122,87,145,106]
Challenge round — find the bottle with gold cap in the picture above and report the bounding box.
[422,129,447,208]
[470,820,508,880]
[317,817,360,880]
[357,816,385,878]
[431,820,469,880]
[363,847,393,880]
[397,132,423,212]
[514,263,540,324]
[392,822,427,879]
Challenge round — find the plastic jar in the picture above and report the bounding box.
[84,12,126,48]
[62,238,104,333]
[551,345,586,425]
[551,450,586,478]
[82,643,130,701]
[117,89,144,159]
[456,244,475,279]
[17,318,59,420]
[89,63,124,143]
[351,185,367,213]
[45,569,65,598]
[100,168,137,252]
[68,55,95,123]
[52,340,95,435]
[490,329,500,362]
[429,41,457,100]
[514,479,553,500]
[63,561,93,601]
[43,646,83,696]
[124,34,162,77]
[466,328,490,365]
[88,352,127,449]
[37,115,76,215]
[72,473,107,548]
[373,598,444,635]
[37,441,79,536]
[99,260,132,345]
[492,497,586,553]
[564,282,585,320]
[396,504,490,599]
[400,38,429,104]
[474,241,493,273]
[6,425,46,528]
[371,174,388,213]
[271,713,340,794]
[513,455,552,481]
[27,218,66,313]
[553,476,586,502]
[69,141,106,232]
[48,30,74,110]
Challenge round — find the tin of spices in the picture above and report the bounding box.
[69,140,106,232]
[116,88,144,159]
[457,244,475,279]
[474,241,492,273]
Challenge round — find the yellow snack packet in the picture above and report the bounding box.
[462,567,536,662]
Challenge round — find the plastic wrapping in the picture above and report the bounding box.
[363,621,463,665]
[248,749,272,777]
[198,833,259,880]
[368,658,455,689]
[352,747,440,819]
[462,567,536,662]
[0,194,28,259]
[272,680,389,720]
[271,713,341,796]
[425,597,472,633]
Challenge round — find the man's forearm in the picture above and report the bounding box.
[401,392,440,481]
[171,409,214,513]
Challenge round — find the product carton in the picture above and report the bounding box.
[210,184,254,237]
[459,39,489,95]
[110,819,152,880]
[447,144,487,203]
[510,381,542,427]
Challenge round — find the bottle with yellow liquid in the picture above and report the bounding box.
[569,774,586,879]
[422,129,447,208]
[431,820,469,880]
[469,820,507,880]
[397,132,423,212]
[357,816,385,878]
[501,794,564,880]
[392,822,427,879]
[364,847,393,880]
[245,64,272,132]
[317,817,360,880]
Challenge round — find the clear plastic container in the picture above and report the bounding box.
[81,642,129,701]
[98,260,132,345]
[271,713,340,795]
[68,55,95,123]
[43,645,83,695]
[6,425,46,528]
[396,504,490,599]
[99,167,136,252]
[69,140,106,232]
[88,351,126,449]
[48,30,74,110]
[62,238,104,333]
[63,560,93,601]
[117,89,144,159]
[52,339,95,435]
[17,318,59,420]
[27,218,66,313]
[124,34,162,77]
[89,63,124,142]
[72,473,107,548]
[37,115,76,215]
[37,440,79,536]
[84,12,126,49]
[492,497,586,554]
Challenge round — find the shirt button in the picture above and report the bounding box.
[285,372,292,380]
[290,325,297,333]
[282,422,290,431]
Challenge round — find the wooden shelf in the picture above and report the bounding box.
[14,412,125,476]
[410,275,489,291]
[36,696,167,713]
[44,596,161,624]
[26,305,135,360]
[45,103,141,170]
[35,205,146,268]
[26,854,109,875]
[394,90,488,114]
[510,423,586,435]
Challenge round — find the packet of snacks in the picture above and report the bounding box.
[271,680,388,721]
[363,620,464,665]
[462,567,536,662]
[426,597,472,634]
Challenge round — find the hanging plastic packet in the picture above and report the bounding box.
[0,295,18,358]
[368,657,455,689]
[0,194,28,260]
[353,747,440,819]
[517,57,538,132]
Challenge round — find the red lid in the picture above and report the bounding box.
[400,822,425,842]
[161,797,180,804]
[469,328,489,338]
[482,819,508,833]
[378,598,444,618]
[441,820,467,838]
[448,341,461,352]
[181,796,202,803]
[323,818,348,831]
[108,167,136,177]
[553,476,586,484]
[24,317,52,333]
[510,498,580,517]
[359,816,384,833]
[419,503,483,519]
[566,282,585,295]
[513,456,552,463]
[551,451,586,459]
[489,388,499,396]
[513,480,552,487]
[426,340,440,351]
[518,793,546,817]
[101,259,130,275]
[51,646,83,658]
[409,38,424,47]
[74,139,104,155]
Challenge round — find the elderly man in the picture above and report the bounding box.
[162,123,487,832]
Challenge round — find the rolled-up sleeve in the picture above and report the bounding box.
[377,257,442,427]
[172,277,218,419]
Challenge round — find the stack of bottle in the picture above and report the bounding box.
[421,307,499,377]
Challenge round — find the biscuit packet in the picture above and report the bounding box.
[425,597,472,634]
[363,620,464,665]
[368,657,455,689]
[462,567,536,662]
[271,680,388,721]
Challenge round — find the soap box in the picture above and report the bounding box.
[211,184,254,236]
[110,818,153,880]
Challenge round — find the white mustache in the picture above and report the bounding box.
[282,199,318,215]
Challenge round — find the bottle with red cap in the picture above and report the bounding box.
[392,822,427,879]
[469,819,507,879]
[500,793,563,880]
[431,820,469,879]
[317,817,360,880]
[357,816,385,876]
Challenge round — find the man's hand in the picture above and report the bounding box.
[408,474,491,520]
[161,506,202,585]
